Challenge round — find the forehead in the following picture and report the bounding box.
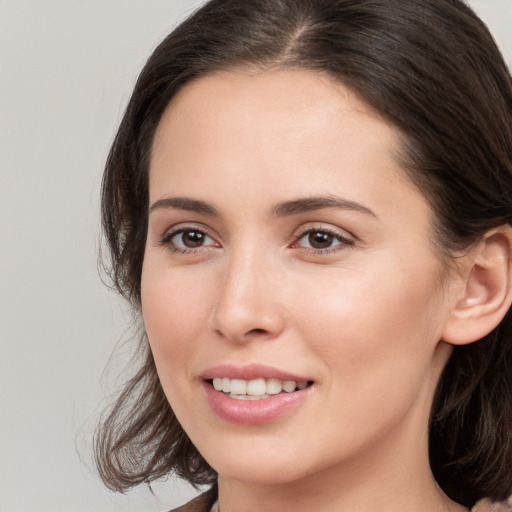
[155,68,391,144]
[150,68,409,194]
[164,67,372,121]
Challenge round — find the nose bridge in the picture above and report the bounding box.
[209,241,284,343]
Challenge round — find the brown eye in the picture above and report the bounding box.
[181,231,206,248]
[308,231,334,249]
[294,228,353,252]
[168,229,215,250]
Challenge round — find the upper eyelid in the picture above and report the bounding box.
[292,230,353,246]
[161,222,214,237]
[292,223,355,240]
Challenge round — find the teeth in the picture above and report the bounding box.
[282,380,297,393]
[211,377,309,397]
[228,393,271,400]
[222,377,231,392]
[230,379,247,395]
[266,378,282,395]
[247,378,266,396]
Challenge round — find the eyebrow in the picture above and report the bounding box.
[149,197,219,216]
[148,195,376,219]
[270,196,377,218]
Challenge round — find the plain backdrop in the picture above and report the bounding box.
[1,1,511,511]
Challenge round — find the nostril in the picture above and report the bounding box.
[247,328,268,335]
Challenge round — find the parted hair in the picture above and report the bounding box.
[95,0,512,507]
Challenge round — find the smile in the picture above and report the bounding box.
[201,366,314,424]
[211,377,310,400]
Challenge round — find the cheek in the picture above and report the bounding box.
[141,262,213,380]
[297,261,444,392]
[140,263,218,434]
[290,268,446,456]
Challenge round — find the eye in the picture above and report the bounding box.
[161,227,218,252]
[293,228,353,252]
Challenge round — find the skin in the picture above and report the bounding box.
[141,69,469,512]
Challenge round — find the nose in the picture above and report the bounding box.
[208,249,286,344]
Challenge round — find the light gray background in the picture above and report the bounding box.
[1,1,511,511]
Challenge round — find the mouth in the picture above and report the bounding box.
[208,377,313,400]
[201,364,314,423]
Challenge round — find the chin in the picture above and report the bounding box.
[215,460,309,486]
[199,438,321,486]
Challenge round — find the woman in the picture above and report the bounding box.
[95,0,512,511]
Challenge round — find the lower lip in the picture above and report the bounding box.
[203,382,311,425]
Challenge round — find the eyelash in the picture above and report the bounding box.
[159,225,218,254]
[159,225,354,255]
[291,226,354,254]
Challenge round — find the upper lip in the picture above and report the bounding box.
[201,363,311,382]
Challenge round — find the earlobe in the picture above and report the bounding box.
[442,225,512,346]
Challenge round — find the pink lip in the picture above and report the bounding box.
[201,363,309,382]
[200,364,313,425]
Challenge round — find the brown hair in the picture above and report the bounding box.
[95,0,512,507]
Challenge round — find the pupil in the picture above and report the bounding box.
[309,231,333,249]
[183,231,204,248]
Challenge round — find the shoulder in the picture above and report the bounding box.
[472,499,512,512]
[167,489,217,512]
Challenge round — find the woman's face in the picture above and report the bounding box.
[142,69,457,486]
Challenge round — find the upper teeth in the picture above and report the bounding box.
[212,377,308,396]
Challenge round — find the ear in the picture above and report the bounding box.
[442,225,512,346]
